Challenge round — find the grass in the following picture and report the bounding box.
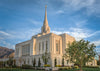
[0,68,44,71]
[0,68,100,71]
[60,68,100,71]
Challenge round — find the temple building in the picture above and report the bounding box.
[14,6,97,67]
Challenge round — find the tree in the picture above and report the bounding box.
[7,57,13,67]
[64,39,97,71]
[0,61,3,68]
[18,57,22,66]
[38,58,41,67]
[13,59,16,66]
[97,60,100,65]
[42,44,50,65]
[62,58,64,67]
[54,58,57,67]
[32,58,36,67]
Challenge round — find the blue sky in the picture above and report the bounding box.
[0,0,100,54]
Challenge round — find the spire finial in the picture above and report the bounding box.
[45,5,47,9]
[44,5,48,25]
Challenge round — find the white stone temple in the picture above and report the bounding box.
[14,6,97,67]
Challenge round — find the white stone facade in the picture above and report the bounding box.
[14,6,97,67]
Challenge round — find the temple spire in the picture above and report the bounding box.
[41,5,50,34]
[44,5,48,26]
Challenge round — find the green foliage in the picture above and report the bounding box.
[97,60,100,65]
[83,65,99,68]
[22,64,33,69]
[0,61,4,68]
[38,58,41,67]
[32,58,36,67]
[42,46,50,65]
[0,69,44,71]
[7,57,14,67]
[59,67,72,70]
[44,64,50,67]
[74,65,79,69]
[56,65,61,67]
[64,39,97,71]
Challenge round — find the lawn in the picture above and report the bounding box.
[60,68,100,71]
[0,68,44,71]
[0,68,100,71]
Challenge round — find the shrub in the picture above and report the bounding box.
[69,66,72,69]
[62,67,67,70]
[44,64,50,67]
[74,65,79,69]
[59,66,72,70]
[12,65,17,68]
[56,65,61,67]
[66,67,69,69]
[22,64,33,69]
[84,66,99,68]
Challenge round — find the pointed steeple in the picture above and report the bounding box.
[41,5,50,34]
[43,5,48,26]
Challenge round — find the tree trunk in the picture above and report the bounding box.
[79,65,83,71]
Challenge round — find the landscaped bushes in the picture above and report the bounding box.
[74,65,79,69]
[22,64,33,69]
[84,66,99,68]
[59,66,72,70]
[44,64,50,67]
[56,65,61,67]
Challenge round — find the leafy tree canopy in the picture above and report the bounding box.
[64,39,97,71]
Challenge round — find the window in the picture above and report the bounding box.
[22,44,30,56]
[56,43,58,51]
[16,48,19,56]
[39,42,41,51]
[42,42,44,51]
[46,41,48,51]
[67,60,69,64]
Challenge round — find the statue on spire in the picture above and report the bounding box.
[41,5,50,34]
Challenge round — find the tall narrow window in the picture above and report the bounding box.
[46,41,48,51]
[67,60,69,64]
[56,43,58,51]
[39,43,41,51]
[42,42,44,51]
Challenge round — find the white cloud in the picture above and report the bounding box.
[28,19,42,25]
[0,40,15,49]
[12,28,40,40]
[52,27,100,41]
[62,0,100,16]
[52,29,88,41]
[55,10,64,14]
[92,40,100,47]
[0,31,11,36]
[0,28,40,49]
[96,48,100,54]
